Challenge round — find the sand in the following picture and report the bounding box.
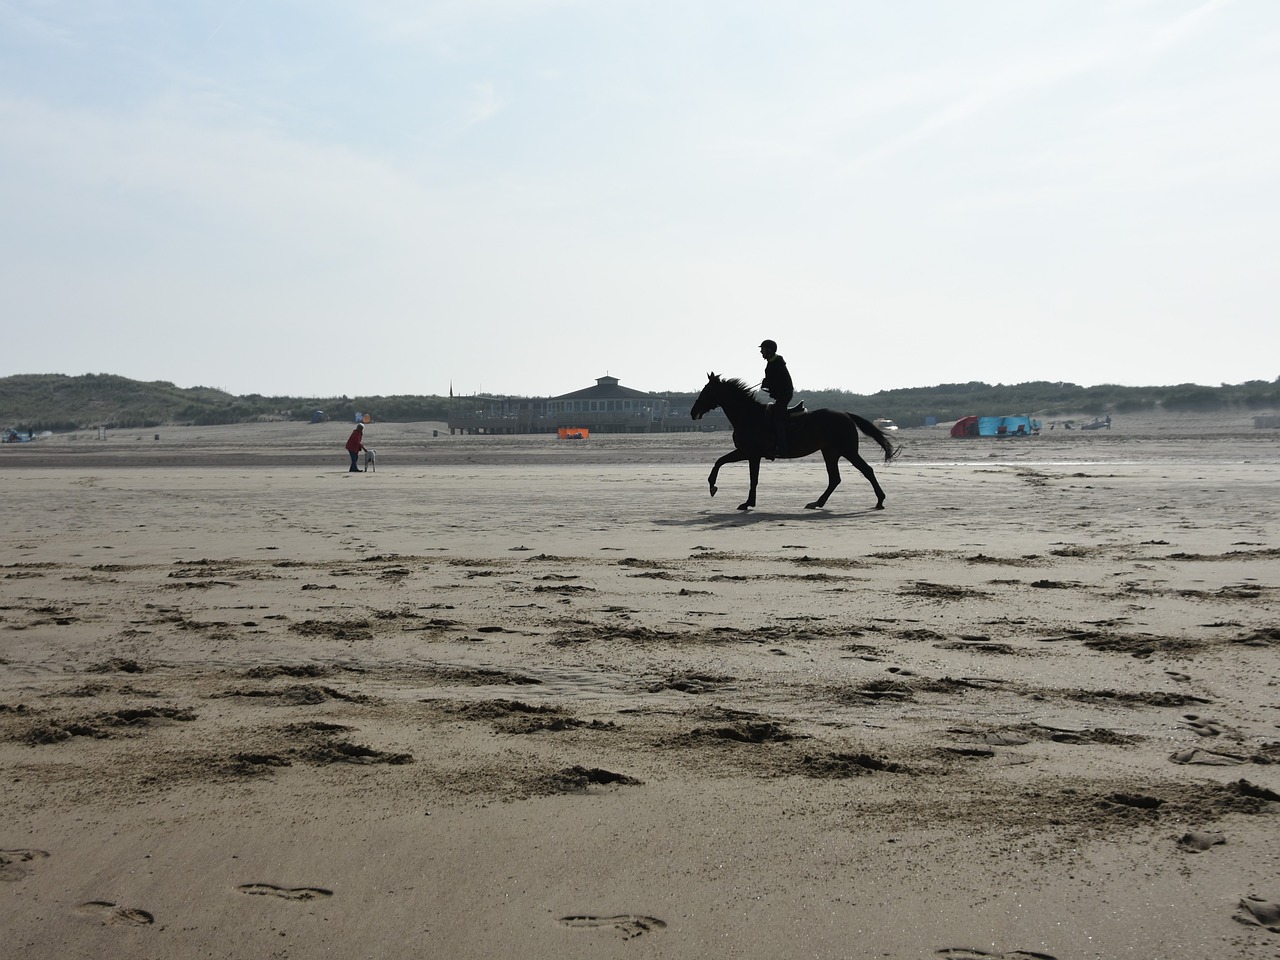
[2,415,1279,959]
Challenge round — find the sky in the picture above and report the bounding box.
[2,0,1277,399]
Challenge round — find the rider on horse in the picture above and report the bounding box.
[759,339,793,458]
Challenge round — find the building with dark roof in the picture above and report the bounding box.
[448,375,707,435]
[544,376,667,433]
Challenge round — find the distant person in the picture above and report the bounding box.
[345,423,365,472]
[759,339,794,458]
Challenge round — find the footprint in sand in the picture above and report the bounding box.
[1181,715,1226,737]
[559,914,666,939]
[238,882,334,901]
[1235,896,1280,933]
[0,848,50,882]
[76,900,155,926]
[1169,747,1245,766]
[1178,830,1226,853]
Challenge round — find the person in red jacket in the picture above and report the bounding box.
[345,423,365,472]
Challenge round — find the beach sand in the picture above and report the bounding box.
[2,415,1279,959]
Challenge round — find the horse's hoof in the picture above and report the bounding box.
[737,503,751,511]
[804,502,820,510]
[874,502,886,510]
[709,486,717,497]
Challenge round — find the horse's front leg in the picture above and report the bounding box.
[739,457,761,511]
[709,448,749,498]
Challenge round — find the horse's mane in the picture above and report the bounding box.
[716,376,764,405]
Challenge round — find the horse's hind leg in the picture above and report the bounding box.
[847,451,887,509]
[805,451,842,509]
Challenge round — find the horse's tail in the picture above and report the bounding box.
[850,413,901,462]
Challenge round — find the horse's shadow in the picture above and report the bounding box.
[654,508,889,530]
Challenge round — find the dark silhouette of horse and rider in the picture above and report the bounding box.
[690,340,900,512]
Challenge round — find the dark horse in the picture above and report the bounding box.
[690,373,899,511]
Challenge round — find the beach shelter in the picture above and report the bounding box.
[978,415,1037,436]
[951,415,1039,437]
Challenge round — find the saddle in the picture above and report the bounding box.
[762,402,805,460]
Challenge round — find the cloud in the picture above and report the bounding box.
[1147,0,1235,54]
[460,81,504,127]
[0,93,436,246]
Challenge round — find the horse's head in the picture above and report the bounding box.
[690,372,722,421]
